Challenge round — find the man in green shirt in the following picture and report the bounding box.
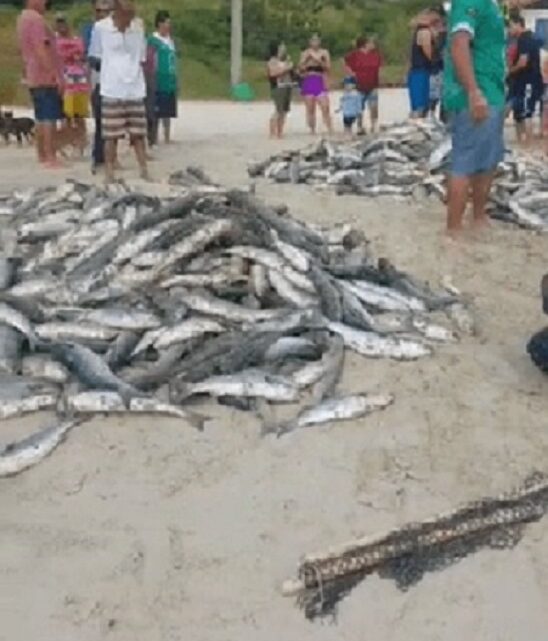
[443,0,506,236]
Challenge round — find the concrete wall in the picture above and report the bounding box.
[523,9,548,31]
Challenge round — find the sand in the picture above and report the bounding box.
[0,90,547,641]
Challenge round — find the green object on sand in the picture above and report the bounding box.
[231,83,255,102]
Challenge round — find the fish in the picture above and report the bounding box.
[105,330,141,370]
[267,269,317,309]
[0,417,83,477]
[49,343,142,403]
[0,324,22,374]
[0,257,15,290]
[0,392,59,420]
[264,336,322,363]
[276,393,395,436]
[79,308,161,331]
[177,369,299,403]
[64,391,207,431]
[0,302,38,348]
[35,322,118,344]
[21,354,70,384]
[184,290,285,324]
[328,321,432,360]
[134,317,226,355]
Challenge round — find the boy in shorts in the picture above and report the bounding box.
[338,77,363,137]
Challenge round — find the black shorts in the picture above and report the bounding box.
[343,115,357,129]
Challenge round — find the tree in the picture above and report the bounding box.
[231,0,243,86]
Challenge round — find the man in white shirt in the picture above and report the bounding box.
[89,0,149,182]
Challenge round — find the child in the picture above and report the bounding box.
[338,77,363,137]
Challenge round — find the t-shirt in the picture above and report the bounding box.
[340,91,363,119]
[89,16,147,100]
[514,31,543,92]
[344,49,382,92]
[443,0,506,113]
[16,9,61,88]
[148,33,177,94]
[56,35,90,95]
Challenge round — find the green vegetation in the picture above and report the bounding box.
[0,0,427,104]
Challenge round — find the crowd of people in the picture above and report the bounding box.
[16,0,178,181]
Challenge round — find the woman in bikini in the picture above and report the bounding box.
[299,33,333,135]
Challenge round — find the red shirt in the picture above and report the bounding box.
[344,49,382,92]
[17,9,61,88]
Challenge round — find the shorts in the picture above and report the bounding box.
[361,89,379,109]
[155,91,178,119]
[513,84,543,122]
[343,115,357,129]
[102,98,147,140]
[429,72,443,104]
[450,107,505,177]
[408,69,430,114]
[301,74,327,98]
[29,86,63,123]
[271,86,292,114]
[63,92,90,118]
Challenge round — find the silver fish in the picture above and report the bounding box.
[328,321,432,360]
[267,269,317,309]
[0,324,22,374]
[0,418,82,477]
[21,355,70,384]
[80,308,161,331]
[0,302,37,347]
[179,369,299,403]
[184,291,285,324]
[278,393,395,435]
[35,322,118,343]
[64,391,207,430]
[0,393,59,420]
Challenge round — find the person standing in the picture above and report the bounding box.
[508,15,544,146]
[148,10,178,144]
[89,0,149,183]
[344,36,382,134]
[84,0,112,173]
[267,41,294,139]
[16,0,64,168]
[407,11,435,118]
[429,9,447,121]
[443,0,506,237]
[299,34,333,135]
[55,14,90,156]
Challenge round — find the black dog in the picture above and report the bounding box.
[0,111,35,145]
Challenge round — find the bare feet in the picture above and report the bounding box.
[43,160,65,169]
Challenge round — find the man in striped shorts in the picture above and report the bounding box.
[89,0,149,182]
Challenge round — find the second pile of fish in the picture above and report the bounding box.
[249,120,548,232]
[0,174,471,475]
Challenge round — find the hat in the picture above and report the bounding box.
[343,76,357,87]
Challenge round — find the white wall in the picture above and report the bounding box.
[523,9,548,31]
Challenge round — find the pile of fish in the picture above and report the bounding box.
[249,120,548,232]
[0,176,470,476]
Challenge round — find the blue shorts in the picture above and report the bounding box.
[513,84,543,122]
[361,89,378,109]
[408,69,430,114]
[30,87,64,123]
[450,107,505,177]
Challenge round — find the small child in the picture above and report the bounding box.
[338,77,363,137]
